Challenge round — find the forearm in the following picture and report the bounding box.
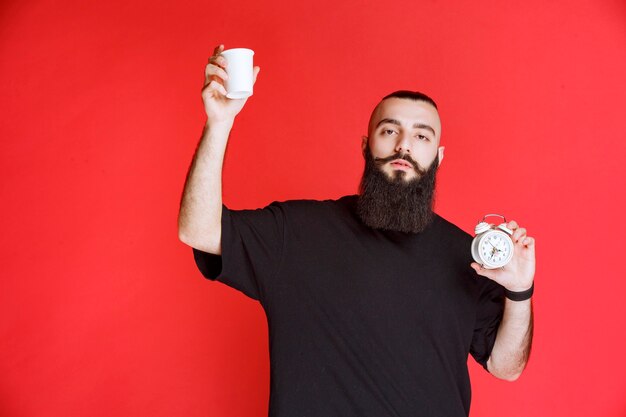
[178,120,233,254]
[487,297,534,381]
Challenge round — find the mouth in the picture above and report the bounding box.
[389,159,414,170]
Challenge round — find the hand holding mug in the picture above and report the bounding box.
[202,44,260,125]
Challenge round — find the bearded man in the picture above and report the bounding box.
[178,44,536,417]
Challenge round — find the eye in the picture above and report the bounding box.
[416,134,430,141]
[382,129,397,136]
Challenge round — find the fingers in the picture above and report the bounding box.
[507,220,535,248]
[506,220,523,241]
[204,44,229,93]
[209,54,228,68]
[213,44,224,55]
[204,79,227,96]
[512,227,527,243]
[520,236,535,248]
[205,63,228,83]
[507,220,519,230]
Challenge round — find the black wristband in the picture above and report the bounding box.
[504,282,534,302]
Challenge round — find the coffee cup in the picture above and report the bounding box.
[221,48,254,99]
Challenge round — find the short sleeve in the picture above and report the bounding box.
[469,277,505,371]
[192,202,285,302]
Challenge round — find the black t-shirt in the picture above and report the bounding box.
[192,195,504,417]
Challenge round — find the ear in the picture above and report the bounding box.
[361,136,368,155]
[437,146,445,166]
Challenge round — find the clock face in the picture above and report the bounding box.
[479,230,514,267]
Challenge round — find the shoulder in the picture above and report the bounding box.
[431,213,496,292]
[431,212,474,250]
[223,195,355,222]
[266,194,357,213]
[263,195,358,229]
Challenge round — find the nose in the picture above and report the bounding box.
[394,132,411,154]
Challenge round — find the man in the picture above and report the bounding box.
[178,44,535,417]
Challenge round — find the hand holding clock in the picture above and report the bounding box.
[475,221,535,379]
[471,220,535,293]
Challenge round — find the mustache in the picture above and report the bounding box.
[373,152,427,174]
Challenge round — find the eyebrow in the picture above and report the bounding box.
[376,118,436,137]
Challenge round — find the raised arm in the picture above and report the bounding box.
[178,44,260,254]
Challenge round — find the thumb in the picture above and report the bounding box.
[253,66,260,84]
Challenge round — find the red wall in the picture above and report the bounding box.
[2,0,625,416]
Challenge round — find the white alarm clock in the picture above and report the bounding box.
[471,214,515,269]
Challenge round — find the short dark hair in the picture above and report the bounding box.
[381,90,438,110]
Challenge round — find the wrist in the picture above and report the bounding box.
[205,119,234,131]
[504,282,534,302]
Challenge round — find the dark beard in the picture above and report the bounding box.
[356,147,439,234]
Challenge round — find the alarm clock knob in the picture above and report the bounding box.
[475,221,491,235]
[497,223,513,235]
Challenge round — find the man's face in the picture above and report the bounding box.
[362,97,444,180]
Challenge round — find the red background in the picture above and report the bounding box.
[2,0,625,416]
